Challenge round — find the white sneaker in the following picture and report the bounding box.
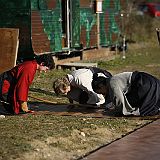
[0,115,5,118]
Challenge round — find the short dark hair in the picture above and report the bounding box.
[92,73,107,92]
[35,54,55,69]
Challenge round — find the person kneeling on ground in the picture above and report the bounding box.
[53,67,112,106]
[92,71,160,116]
[0,54,55,115]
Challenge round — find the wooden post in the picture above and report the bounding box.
[96,0,103,49]
[97,13,101,49]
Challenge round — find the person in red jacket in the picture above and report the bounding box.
[0,54,55,115]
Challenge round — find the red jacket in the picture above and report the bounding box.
[1,60,37,114]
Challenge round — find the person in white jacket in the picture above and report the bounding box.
[53,67,112,106]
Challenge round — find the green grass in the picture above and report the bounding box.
[97,45,160,78]
[0,115,151,160]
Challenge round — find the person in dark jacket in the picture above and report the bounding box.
[0,54,55,115]
[92,71,160,116]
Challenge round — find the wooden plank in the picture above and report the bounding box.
[0,28,19,73]
[28,95,101,109]
[56,62,97,70]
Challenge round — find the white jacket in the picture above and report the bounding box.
[67,68,105,105]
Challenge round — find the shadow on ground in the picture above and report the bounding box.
[28,101,118,118]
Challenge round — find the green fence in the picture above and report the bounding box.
[0,0,127,57]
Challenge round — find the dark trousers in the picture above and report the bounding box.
[126,71,160,116]
[79,91,89,104]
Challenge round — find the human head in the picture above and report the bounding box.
[35,54,55,70]
[53,76,71,95]
[92,73,110,96]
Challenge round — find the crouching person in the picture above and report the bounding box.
[0,54,55,115]
[53,67,112,106]
[92,71,160,116]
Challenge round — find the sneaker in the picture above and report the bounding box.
[0,115,5,118]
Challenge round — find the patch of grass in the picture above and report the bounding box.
[0,115,151,160]
[98,45,160,77]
